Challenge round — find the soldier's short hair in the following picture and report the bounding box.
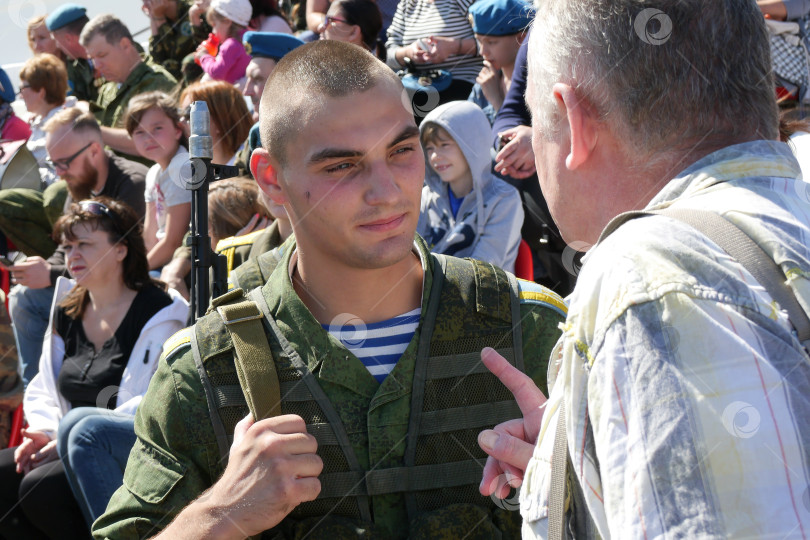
[259,40,401,167]
[79,14,134,48]
[43,107,102,141]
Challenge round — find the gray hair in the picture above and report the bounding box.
[527,0,778,154]
[79,14,134,48]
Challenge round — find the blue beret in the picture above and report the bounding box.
[243,32,305,60]
[468,0,534,36]
[0,68,14,103]
[45,4,87,31]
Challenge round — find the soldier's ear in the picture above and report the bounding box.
[251,148,288,205]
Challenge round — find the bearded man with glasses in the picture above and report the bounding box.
[0,107,147,392]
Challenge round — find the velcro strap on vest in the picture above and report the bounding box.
[217,301,282,420]
[473,261,510,322]
[425,348,514,379]
[317,459,483,499]
[419,400,520,435]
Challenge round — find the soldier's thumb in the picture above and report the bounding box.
[232,412,255,449]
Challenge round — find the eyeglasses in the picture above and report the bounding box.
[46,142,93,172]
[79,200,125,237]
[324,15,351,27]
[16,84,31,96]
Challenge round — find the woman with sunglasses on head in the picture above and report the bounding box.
[0,197,188,539]
[318,0,383,57]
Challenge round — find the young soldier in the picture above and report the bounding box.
[94,41,566,539]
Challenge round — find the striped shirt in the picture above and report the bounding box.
[385,0,483,84]
[325,308,421,383]
[520,141,810,539]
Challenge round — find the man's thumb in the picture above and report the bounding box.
[232,412,254,448]
[477,429,535,472]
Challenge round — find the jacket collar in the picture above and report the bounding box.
[260,235,435,396]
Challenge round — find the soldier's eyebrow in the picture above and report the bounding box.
[386,126,420,149]
[307,126,420,165]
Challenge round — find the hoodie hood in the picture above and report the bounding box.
[420,101,494,236]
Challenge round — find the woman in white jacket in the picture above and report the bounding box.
[0,197,188,540]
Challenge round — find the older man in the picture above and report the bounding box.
[79,14,176,159]
[478,0,810,538]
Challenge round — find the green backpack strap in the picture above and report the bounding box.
[215,295,282,422]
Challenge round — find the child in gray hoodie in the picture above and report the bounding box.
[417,101,524,272]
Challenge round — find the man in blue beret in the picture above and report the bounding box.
[236,32,305,171]
[467,0,534,124]
[46,3,102,103]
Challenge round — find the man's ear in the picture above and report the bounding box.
[552,83,598,171]
[251,148,288,204]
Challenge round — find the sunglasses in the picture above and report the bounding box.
[79,200,125,238]
[46,142,93,172]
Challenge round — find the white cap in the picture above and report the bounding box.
[212,0,252,27]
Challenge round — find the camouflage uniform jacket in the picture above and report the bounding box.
[65,57,103,103]
[93,61,177,130]
[216,220,283,276]
[93,236,567,539]
[148,0,198,81]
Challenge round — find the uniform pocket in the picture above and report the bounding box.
[123,439,187,504]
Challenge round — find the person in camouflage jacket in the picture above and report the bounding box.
[145,0,199,81]
[93,41,563,539]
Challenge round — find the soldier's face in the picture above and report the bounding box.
[259,80,425,271]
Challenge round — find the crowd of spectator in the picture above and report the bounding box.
[0,0,807,538]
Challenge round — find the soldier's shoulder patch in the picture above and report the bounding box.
[162,327,193,357]
[181,21,193,37]
[216,228,265,253]
[517,279,567,318]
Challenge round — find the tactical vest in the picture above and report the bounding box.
[194,254,525,533]
[229,246,284,293]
